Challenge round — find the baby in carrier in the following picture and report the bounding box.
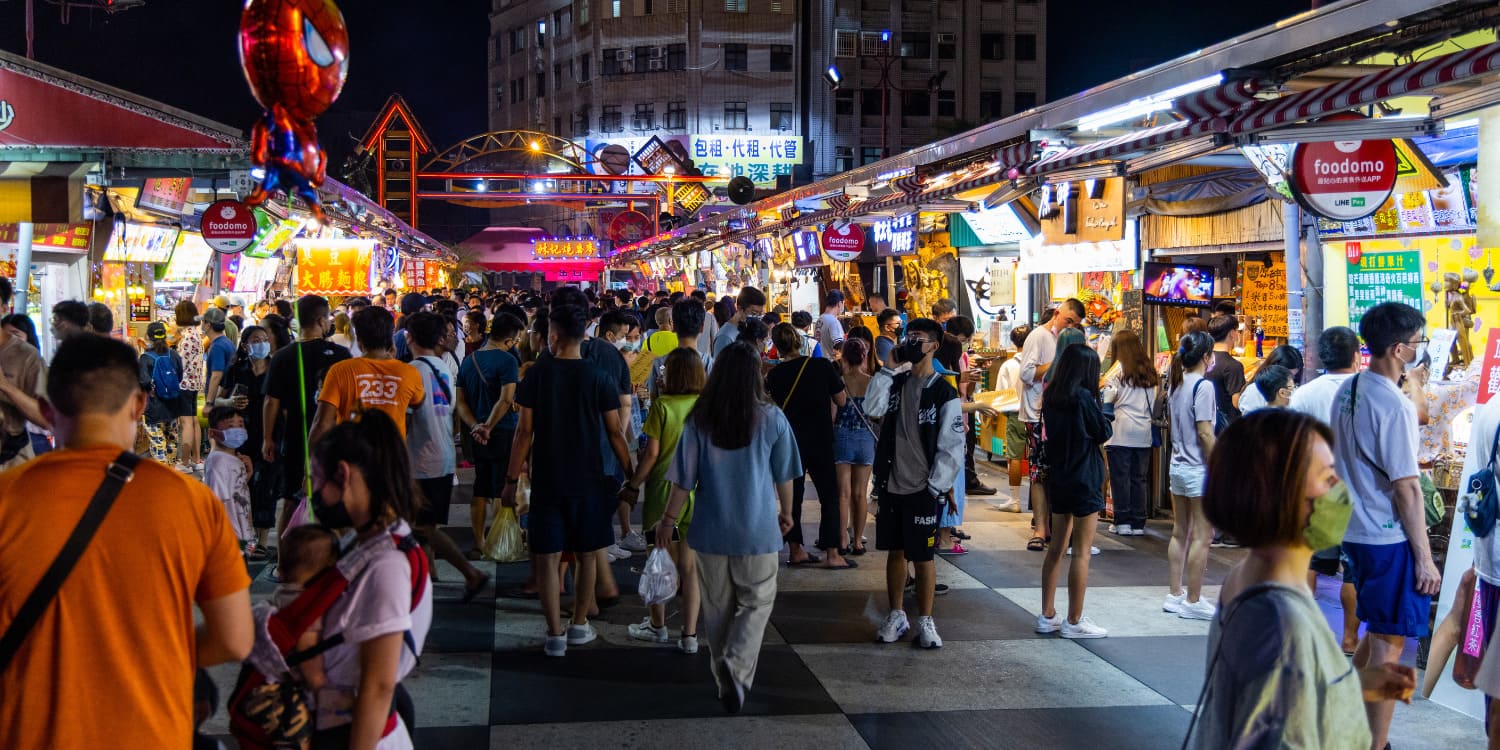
[270,526,340,691]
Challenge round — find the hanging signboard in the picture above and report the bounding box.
[608,210,653,244]
[988,261,1016,307]
[1040,177,1124,245]
[403,259,435,290]
[199,199,259,254]
[535,238,600,259]
[1020,222,1137,274]
[1346,249,1422,323]
[1241,254,1289,338]
[136,177,194,216]
[872,213,917,257]
[243,214,300,259]
[104,221,179,263]
[161,232,215,284]
[820,222,866,261]
[1290,137,1397,222]
[0,222,91,251]
[295,239,376,296]
[792,231,825,268]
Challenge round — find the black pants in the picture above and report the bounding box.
[787,458,842,551]
[1106,446,1150,529]
[964,413,981,486]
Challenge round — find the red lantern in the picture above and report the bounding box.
[239,0,350,220]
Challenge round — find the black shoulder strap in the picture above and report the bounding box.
[416,358,454,405]
[0,451,140,674]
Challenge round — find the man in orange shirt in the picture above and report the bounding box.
[0,334,252,748]
[309,305,424,445]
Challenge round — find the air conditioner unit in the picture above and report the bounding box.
[647,59,666,71]
[649,47,666,59]
[614,49,632,61]
[620,61,635,74]
[937,32,956,43]
[634,116,654,129]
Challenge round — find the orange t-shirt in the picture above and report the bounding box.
[317,357,425,436]
[0,446,251,749]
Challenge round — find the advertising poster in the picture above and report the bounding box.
[1346,249,1422,323]
[1242,254,1289,337]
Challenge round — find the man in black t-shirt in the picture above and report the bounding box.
[504,305,634,657]
[1205,313,1246,423]
[260,295,349,535]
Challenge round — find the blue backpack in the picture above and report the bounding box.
[148,351,182,401]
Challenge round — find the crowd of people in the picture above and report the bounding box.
[1,269,1497,748]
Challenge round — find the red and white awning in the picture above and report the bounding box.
[1025,118,1226,176]
[1173,78,1272,120]
[1229,40,1500,134]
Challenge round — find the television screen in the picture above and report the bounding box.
[1143,262,1215,307]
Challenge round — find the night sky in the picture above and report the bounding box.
[0,0,1313,235]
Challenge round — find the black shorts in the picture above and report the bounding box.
[175,390,199,419]
[529,493,614,555]
[1309,546,1350,581]
[471,429,514,500]
[875,489,940,563]
[416,475,455,526]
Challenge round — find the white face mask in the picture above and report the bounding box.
[220,427,248,449]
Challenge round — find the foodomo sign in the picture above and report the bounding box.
[820,222,866,261]
[199,200,259,253]
[1289,136,1396,222]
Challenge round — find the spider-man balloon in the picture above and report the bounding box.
[239,0,349,221]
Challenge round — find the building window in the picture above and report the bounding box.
[494,85,505,108]
[610,0,622,17]
[580,53,591,81]
[554,116,563,135]
[536,72,546,97]
[635,45,654,68]
[554,7,571,35]
[493,37,504,60]
[667,43,686,70]
[602,48,623,75]
[578,0,589,24]
[860,31,887,57]
[900,32,931,59]
[834,29,857,58]
[770,45,793,72]
[554,63,563,89]
[937,89,956,117]
[937,32,956,59]
[980,33,1004,60]
[509,27,526,54]
[537,18,546,46]
[1014,90,1038,111]
[724,101,748,129]
[725,0,746,11]
[575,107,591,134]
[835,146,854,172]
[666,100,687,129]
[979,90,1003,119]
[902,90,930,117]
[835,89,854,116]
[1015,33,1036,61]
[861,146,882,165]
[634,103,655,129]
[666,0,686,11]
[724,44,747,71]
[602,104,623,132]
[770,102,793,130]
[861,88,884,116]
[640,0,654,14]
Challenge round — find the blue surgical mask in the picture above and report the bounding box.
[248,341,271,360]
[221,427,249,449]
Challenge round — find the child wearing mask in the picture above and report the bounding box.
[204,406,254,553]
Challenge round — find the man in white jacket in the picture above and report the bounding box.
[865,317,966,650]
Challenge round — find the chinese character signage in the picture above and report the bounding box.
[535,239,600,259]
[1480,329,1500,405]
[295,239,375,296]
[1241,254,1289,338]
[403,259,435,289]
[872,213,916,257]
[161,232,216,284]
[136,177,195,216]
[670,182,710,214]
[1347,250,1422,324]
[690,136,802,187]
[0,222,91,251]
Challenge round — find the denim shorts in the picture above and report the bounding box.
[834,425,875,465]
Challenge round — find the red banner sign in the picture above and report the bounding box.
[0,223,92,251]
[403,259,437,290]
[820,222,866,261]
[1481,329,1500,405]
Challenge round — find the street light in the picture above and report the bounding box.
[824,65,843,89]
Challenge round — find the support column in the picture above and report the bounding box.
[14,222,33,316]
[1302,218,1325,378]
[1283,203,1305,358]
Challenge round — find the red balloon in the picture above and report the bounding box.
[239,0,349,120]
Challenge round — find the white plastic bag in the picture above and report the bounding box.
[637,547,680,607]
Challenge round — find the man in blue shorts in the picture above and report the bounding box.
[1330,301,1440,750]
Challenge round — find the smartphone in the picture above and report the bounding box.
[231,384,249,400]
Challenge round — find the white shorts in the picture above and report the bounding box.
[1169,463,1207,498]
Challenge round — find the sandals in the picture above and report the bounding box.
[1026,537,1046,552]
[461,573,492,604]
[465,548,485,561]
[821,560,858,570]
[787,555,822,567]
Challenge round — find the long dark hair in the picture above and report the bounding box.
[234,325,268,369]
[845,326,876,374]
[313,409,423,524]
[688,342,766,449]
[1108,330,1158,389]
[1,313,39,350]
[1043,343,1101,409]
[1170,331,1215,390]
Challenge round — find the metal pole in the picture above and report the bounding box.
[25,0,35,59]
[1302,217,1325,377]
[880,62,889,159]
[14,222,33,316]
[1283,202,1306,361]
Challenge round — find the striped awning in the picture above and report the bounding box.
[893,174,926,196]
[1229,40,1500,135]
[1025,118,1226,176]
[1173,78,1271,120]
[826,194,850,212]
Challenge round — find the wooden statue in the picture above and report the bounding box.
[1444,271,1475,373]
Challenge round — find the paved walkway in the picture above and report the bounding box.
[205,464,1485,748]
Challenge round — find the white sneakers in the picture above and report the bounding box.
[1061,617,1108,639]
[1066,546,1101,556]
[606,544,632,562]
[1035,612,1065,634]
[627,618,670,643]
[566,622,597,645]
[993,499,1023,513]
[679,635,699,654]
[1164,593,1216,620]
[876,610,911,643]
[544,634,567,657]
[619,531,648,553]
[913,616,943,649]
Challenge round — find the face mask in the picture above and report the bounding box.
[1403,341,1428,372]
[313,488,355,529]
[1304,481,1353,551]
[896,341,928,364]
[248,341,271,360]
[616,339,640,353]
[220,427,249,449]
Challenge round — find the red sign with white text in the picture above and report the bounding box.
[1290,137,1397,222]
[199,200,258,253]
[0,67,239,149]
[1345,241,1363,265]
[1480,329,1500,405]
[820,222,866,261]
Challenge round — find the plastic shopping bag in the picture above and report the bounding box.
[285,494,312,530]
[637,547,680,607]
[483,506,527,562]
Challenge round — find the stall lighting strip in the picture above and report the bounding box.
[1125,135,1231,174]
[1239,117,1441,144]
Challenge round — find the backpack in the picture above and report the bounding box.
[229,531,429,749]
[1190,379,1231,435]
[146,351,183,401]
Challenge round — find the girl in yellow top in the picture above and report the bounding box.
[621,348,705,653]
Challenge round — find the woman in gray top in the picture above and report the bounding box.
[1187,409,1416,749]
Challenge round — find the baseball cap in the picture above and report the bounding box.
[200,307,228,329]
[213,294,231,309]
[146,321,168,340]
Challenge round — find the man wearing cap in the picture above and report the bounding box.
[201,308,236,427]
[0,311,47,470]
[212,295,241,347]
[138,322,183,464]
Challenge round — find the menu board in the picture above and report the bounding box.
[1318,168,1476,237]
[161,232,215,284]
[104,222,179,263]
[1242,254,1289,337]
[1347,250,1423,323]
